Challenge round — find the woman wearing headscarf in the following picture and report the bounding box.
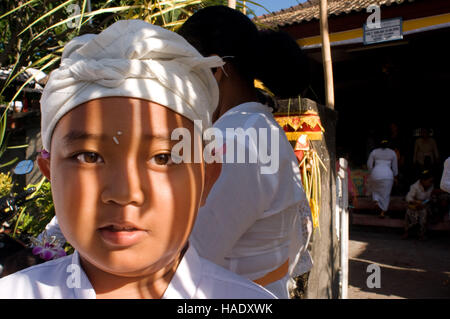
[367,139,398,218]
[178,6,313,298]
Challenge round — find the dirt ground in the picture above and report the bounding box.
[348,225,450,299]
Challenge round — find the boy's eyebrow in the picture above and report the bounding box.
[62,131,106,144]
[62,130,173,144]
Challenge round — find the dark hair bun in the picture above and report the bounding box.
[255,30,310,98]
[420,169,433,181]
[178,6,310,99]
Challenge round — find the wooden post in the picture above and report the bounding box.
[228,0,236,9]
[337,158,349,299]
[319,0,335,109]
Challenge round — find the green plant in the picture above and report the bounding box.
[11,178,54,239]
[0,172,13,197]
[10,177,74,253]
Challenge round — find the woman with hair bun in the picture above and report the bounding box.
[367,139,398,218]
[178,5,313,298]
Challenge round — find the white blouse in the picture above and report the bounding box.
[406,180,433,204]
[0,245,275,299]
[367,148,398,180]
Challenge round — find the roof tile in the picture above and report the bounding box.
[254,0,413,27]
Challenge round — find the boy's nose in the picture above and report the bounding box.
[101,164,146,206]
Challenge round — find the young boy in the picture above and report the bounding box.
[0,20,275,299]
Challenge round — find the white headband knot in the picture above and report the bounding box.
[40,20,224,151]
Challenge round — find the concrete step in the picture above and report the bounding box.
[353,196,407,211]
[351,212,450,231]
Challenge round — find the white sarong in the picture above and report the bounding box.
[370,178,393,212]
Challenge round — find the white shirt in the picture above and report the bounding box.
[0,245,275,299]
[406,180,433,203]
[440,157,450,193]
[190,102,313,290]
[367,148,398,180]
[36,102,313,298]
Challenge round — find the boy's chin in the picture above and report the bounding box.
[81,247,182,277]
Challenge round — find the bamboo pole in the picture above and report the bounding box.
[228,0,236,9]
[319,0,335,109]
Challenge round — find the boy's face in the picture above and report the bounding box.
[40,97,205,276]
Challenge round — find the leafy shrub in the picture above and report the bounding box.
[0,172,13,197]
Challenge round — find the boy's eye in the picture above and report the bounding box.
[76,152,103,164]
[150,153,173,166]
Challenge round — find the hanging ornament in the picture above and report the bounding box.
[295,134,327,231]
[294,134,310,163]
[274,97,325,142]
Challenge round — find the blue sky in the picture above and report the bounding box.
[247,0,307,17]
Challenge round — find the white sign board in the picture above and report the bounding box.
[363,18,403,45]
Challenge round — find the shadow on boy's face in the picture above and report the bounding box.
[42,97,207,278]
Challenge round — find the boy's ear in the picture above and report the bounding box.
[208,54,223,84]
[200,162,221,207]
[37,155,51,180]
[213,65,224,84]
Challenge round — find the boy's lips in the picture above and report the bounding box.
[98,221,144,231]
[98,222,148,247]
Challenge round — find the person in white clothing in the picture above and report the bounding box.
[403,170,434,240]
[0,20,275,299]
[367,139,398,218]
[0,244,274,299]
[440,157,450,193]
[179,6,313,298]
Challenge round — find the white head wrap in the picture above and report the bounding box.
[40,19,224,151]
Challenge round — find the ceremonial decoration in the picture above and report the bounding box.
[273,98,327,229]
[274,96,325,142]
[294,135,326,230]
[275,110,325,142]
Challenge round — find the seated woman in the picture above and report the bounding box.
[403,170,434,240]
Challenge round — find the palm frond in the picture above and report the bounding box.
[0,0,40,20]
[18,0,76,37]
[5,56,60,112]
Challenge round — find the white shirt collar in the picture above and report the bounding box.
[162,243,202,299]
[70,243,201,299]
[217,101,272,122]
[70,252,95,299]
